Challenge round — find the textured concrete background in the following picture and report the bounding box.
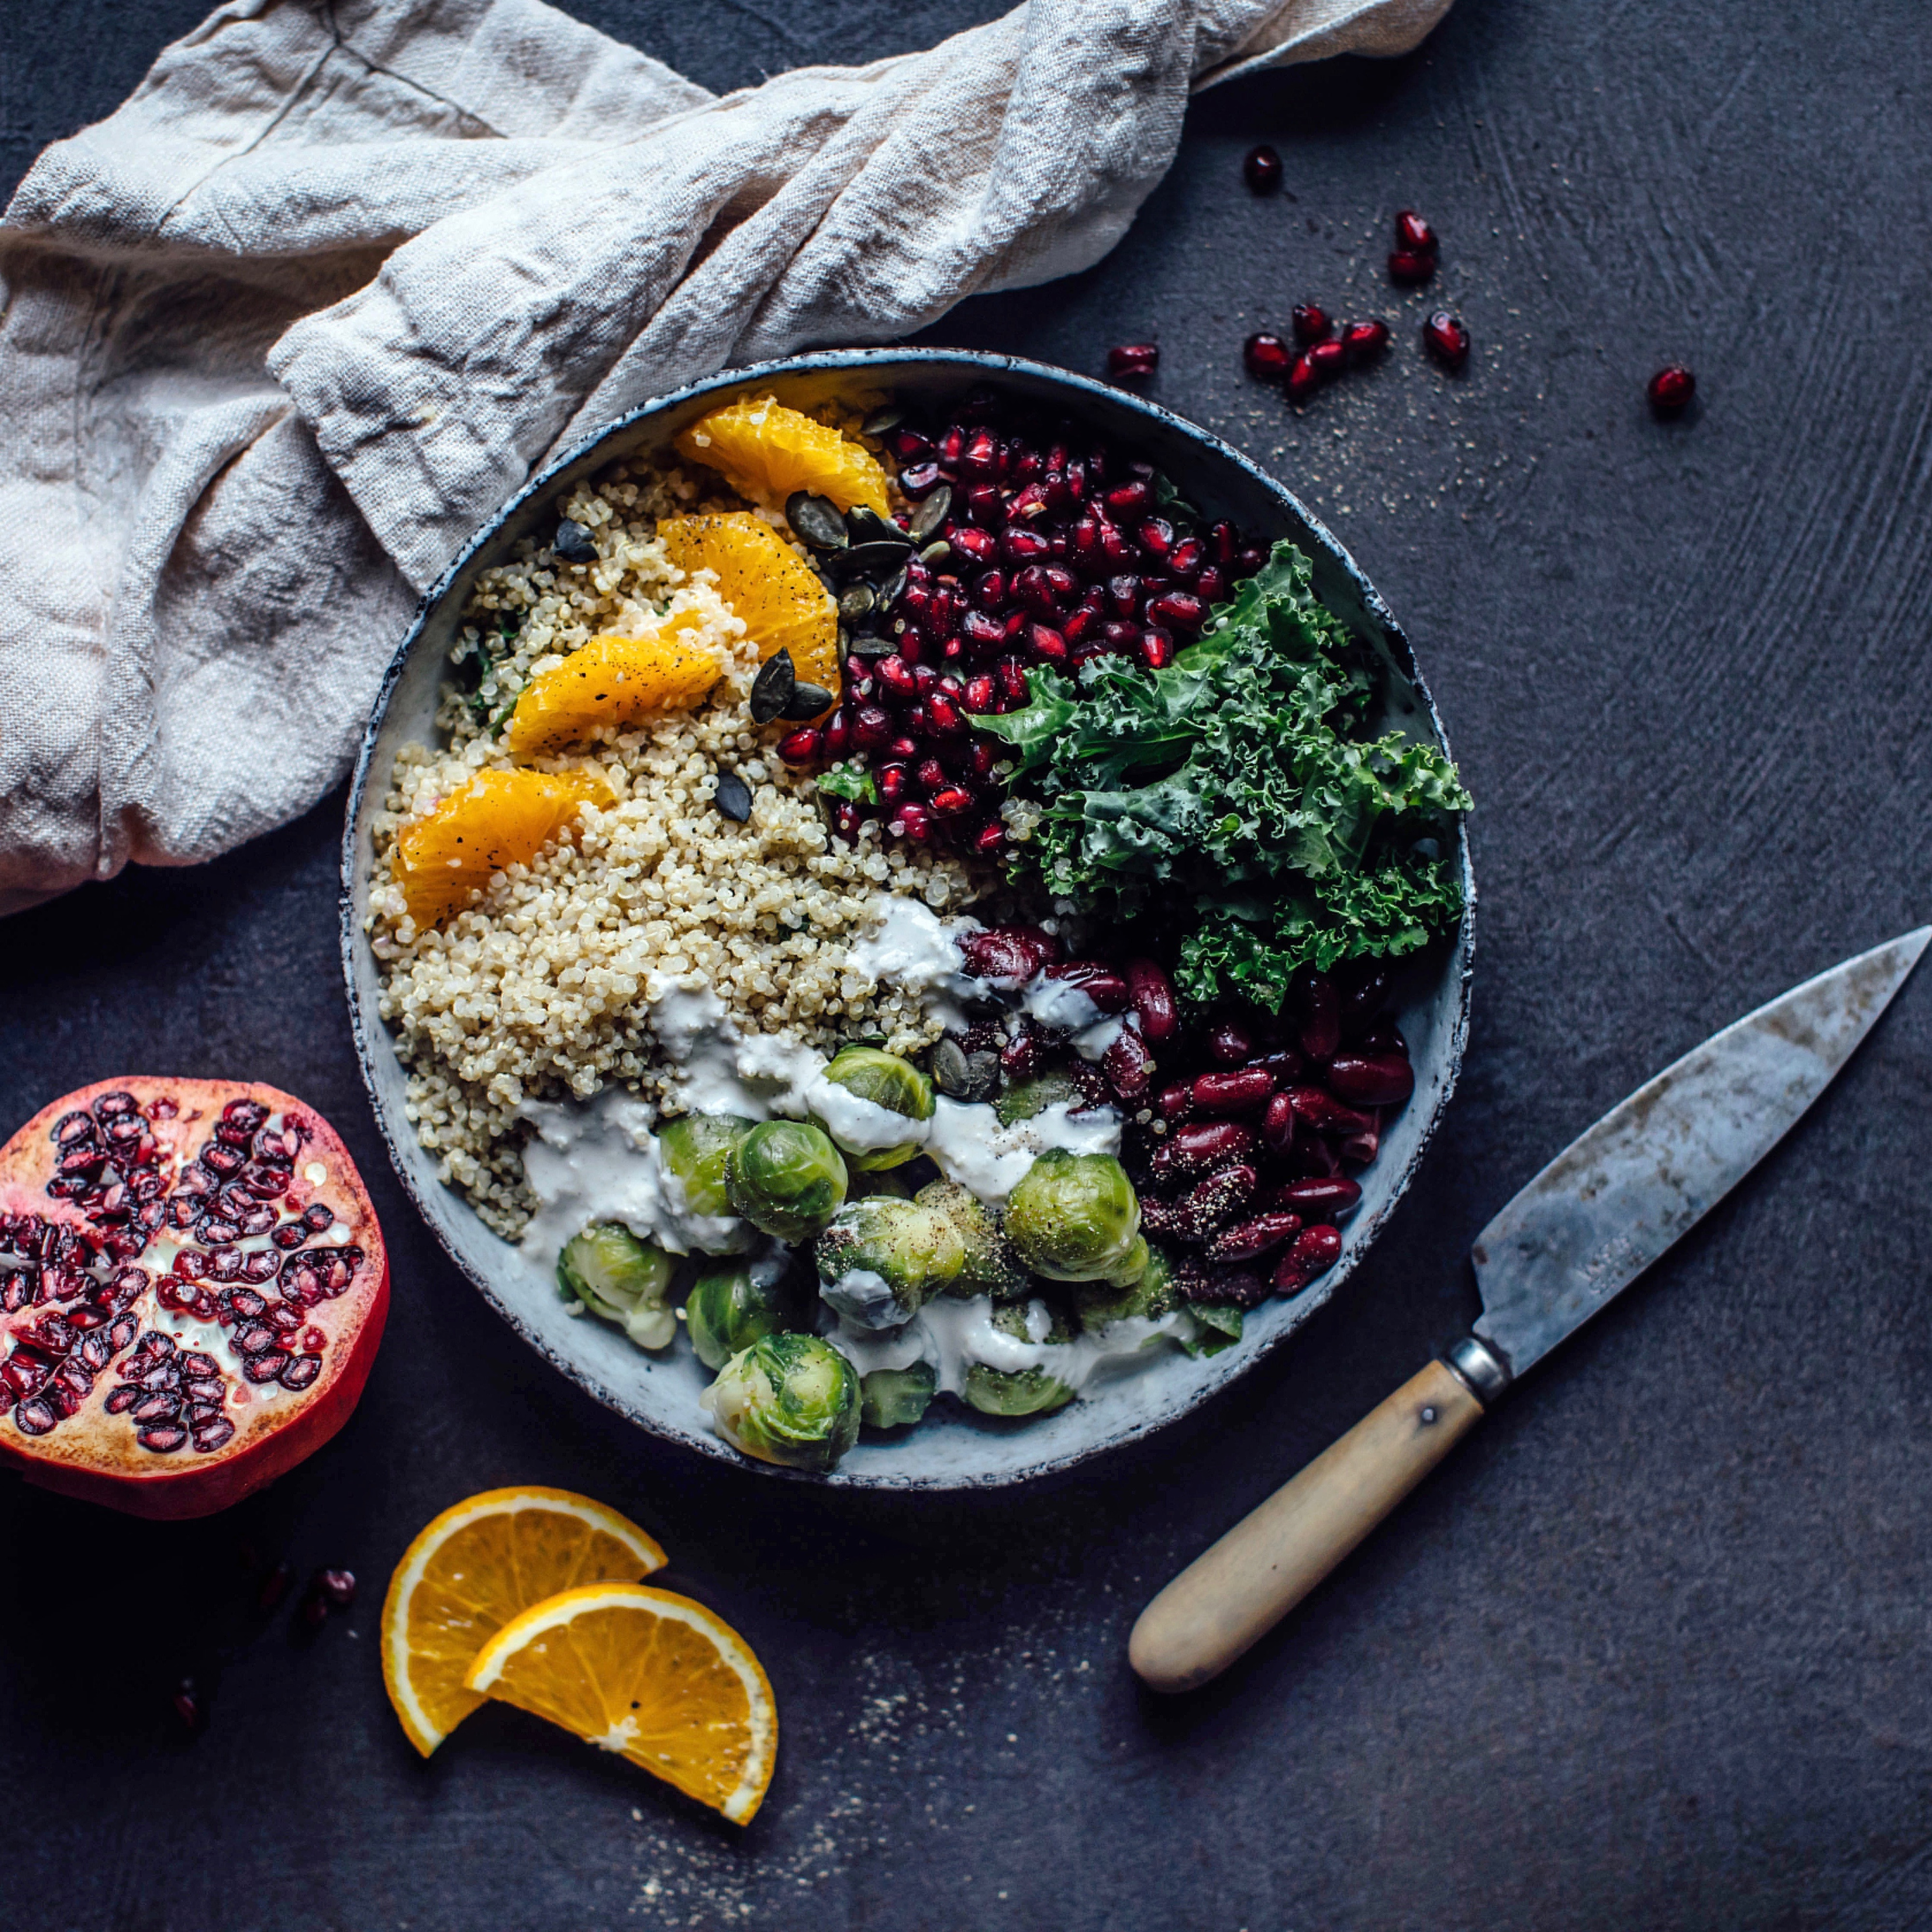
[4,2,1932,1927]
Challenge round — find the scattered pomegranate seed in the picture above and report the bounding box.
[776,726,823,764]
[1647,364,1696,414]
[1342,318,1389,361]
[1243,145,1282,192]
[973,820,1008,856]
[1287,353,1319,405]
[1308,340,1347,382]
[1394,209,1438,254]
[172,1678,203,1731]
[1423,311,1470,369]
[1106,343,1159,381]
[1244,332,1292,380]
[1290,304,1332,347]
[1388,249,1436,285]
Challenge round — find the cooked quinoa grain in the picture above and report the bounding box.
[368,462,981,1236]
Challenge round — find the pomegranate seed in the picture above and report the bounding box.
[1195,565,1227,601]
[973,820,1008,856]
[938,426,965,465]
[1062,605,1096,646]
[969,739,999,780]
[960,610,1005,649]
[851,704,893,751]
[949,526,997,564]
[1137,517,1174,558]
[1648,364,1696,414]
[996,657,1030,702]
[890,802,931,842]
[1235,545,1265,572]
[960,427,999,476]
[886,734,919,762]
[1104,480,1152,517]
[1208,520,1237,564]
[899,461,945,495]
[1308,340,1347,382]
[972,568,1007,610]
[1071,516,1101,561]
[964,674,996,713]
[1002,527,1051,564]
[1394,208,1437,254]
[1243,144,1282,192]
[876,765,909,805]
[1101,620,1140,650]
[1343,318,1390,362]
[1423,310,1470,369]
[891,428,933,463]
[1107,573,1142,619]
[874,655,917,701]
[1145,589,1204,631]
[930,787,974,818]
[1107,343,1159,380]
[1291,304,1332,347]
[926,693,965,736]
[775,726,822,764]
[965,484,1003,527]
[1137,627,1174,669]
[1388,249,1436,285]
[1244,332,1292,380]
[915,755,947,794]
[1168,537,1204,579]
[1287,353,1318,404]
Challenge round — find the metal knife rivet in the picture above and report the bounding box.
[1420,1406,1438,1425]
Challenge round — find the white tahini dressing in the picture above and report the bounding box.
[922,1096,1121,1208]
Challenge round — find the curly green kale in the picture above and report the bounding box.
[977,540,1469,1011]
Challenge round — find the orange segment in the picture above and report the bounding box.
[675,395,889,517]
[391,767,615,928]
[657,512,839,699]
[464,1583,777,1825]
[503,613,721,758]
[380,1486,666,1758]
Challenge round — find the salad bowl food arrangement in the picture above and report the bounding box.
[343,350,1473,1488]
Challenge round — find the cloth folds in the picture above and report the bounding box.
[0,0,1450,914]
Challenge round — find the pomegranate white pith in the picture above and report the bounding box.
[0,1079,388,1519]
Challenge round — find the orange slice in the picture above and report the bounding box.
[391,767,615,928]
[502,613,721,758]
[674,395,889,517]
[464,1582,777,1825]
[380,1486,666,1757]
[657,512,839,699]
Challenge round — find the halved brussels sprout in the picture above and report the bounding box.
[658,1113,755,1218]
[686,1256,815,1372]
[815,1197,965,1329]
[915,1179,1028,1301]
[1003,1149,1145,1285]
[993,1068,1082,1129]
[961,1300,1076,1417]
[557,1222,677,1350]
[860,1360,938,1431]
[812,1046,935,1171]
[726,1119,848,1242]
[702,1332,860,1472]
[1074,1241,1177,1329]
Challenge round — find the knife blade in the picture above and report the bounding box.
[1130,927,1930,1694]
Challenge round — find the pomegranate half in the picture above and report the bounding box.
[0,1079,388,1520]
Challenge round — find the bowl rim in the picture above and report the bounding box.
[339,345,1475,1489]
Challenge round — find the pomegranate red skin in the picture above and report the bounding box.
[0,1079,388,1521]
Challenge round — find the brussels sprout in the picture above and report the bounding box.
[658,1113,755,1218]
[557,1222,677,1350]
[815,1197,965,1329]
[915,1180,1028,1301]
[686,1256,815,1372]
[993,1068,1082,1129]
[860,1360,938,1430]
[726,1119,848,1242]
[1003,1149,1145,1285]
[813,1046,935,1171]
[961,1299,1076,1417]
[702,1332,860,1472]
[1074,1242,1178,1329]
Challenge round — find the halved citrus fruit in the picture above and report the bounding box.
[391,767,615,928]
[464,1582,777,1824]
[380,1486,666,1758]
[502,613,721,759]
[656,512,839,699]
[674,395,889,518]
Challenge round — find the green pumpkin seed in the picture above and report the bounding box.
[861,405,904,438]
[714,770,754,822]
[845,506,913,550]
[907,485,952,543]
[847,634,893,658]
[778,682,836,720]
[839,584,875,620]
[878,564,910,608]
[748,649,797,725]
[786,491,849,551]
[841,541,916,575]
[916,540,951,566]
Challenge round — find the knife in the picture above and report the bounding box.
[1129,927,1931,1694]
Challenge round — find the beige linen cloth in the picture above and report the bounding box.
[0,0,1448,915]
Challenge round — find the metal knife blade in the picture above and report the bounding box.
[1469,927,1930,1381]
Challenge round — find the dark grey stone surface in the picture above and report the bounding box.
[5,1,1931,1926]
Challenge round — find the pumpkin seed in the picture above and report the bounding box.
[846,506,913,550]
[779,682,836,720]
[714,771,753,822]
[786,491,849,551]
[847,633,893,657]
[748,649,797,725]
[861,405,904,438]
[553,518,598,563]
[878,564,910,608]
[840,541,917,575]
[839,584,876,620]
[931,1040,1001,1102]
[907,485,952,543]
[916,540,951,566]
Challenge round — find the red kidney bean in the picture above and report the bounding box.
[1154,1081,1193,1122]
[1352,1021,1405,1059]
[1044,960,1131,1013]
[1102,1028,1153,1101]
[999,1029,1043,1079]
[1284,1086,1375,1136]
[1339,964,1389,1035]
[1339,1117,1380,1166]
[1140,1196,1194,1240]
[1271,1176,1361,1220]
[1324,1052,1414,1109]
[1262,1091,1296,1155]
[1182,1163,1257,1232]
[1191,1068,1275,1116]
[1292,969,1341,1062]
[959,927,1052,983]
[1272,1223,1342,1294]
[1288,1131,1342,1180]
[1152,1120,1257,1183]
[1206,1018,1256,1065]
[1206,1210,1302,1263]
[1258,1047,1305,1085]
[1121,959,1178,1044]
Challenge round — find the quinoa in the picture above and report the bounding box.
[367,461,981,1238]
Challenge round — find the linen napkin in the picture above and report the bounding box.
[0,0,1450,914]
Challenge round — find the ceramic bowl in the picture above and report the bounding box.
[341,349,1474,1489]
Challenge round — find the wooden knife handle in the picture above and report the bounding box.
[1129,1357,1486,1694]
